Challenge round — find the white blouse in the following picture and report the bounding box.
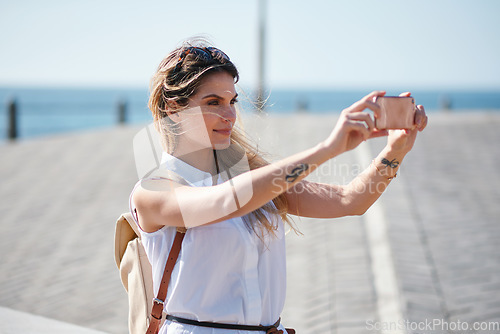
[130,152,288,333]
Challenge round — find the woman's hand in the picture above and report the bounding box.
[324,91,388,157]
[385,92,428,155]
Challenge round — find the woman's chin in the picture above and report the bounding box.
[213,140,231,150]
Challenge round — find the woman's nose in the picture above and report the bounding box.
[221,106,237,125]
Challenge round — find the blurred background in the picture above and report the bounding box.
[1,1,499,334]
[1,0,499,140]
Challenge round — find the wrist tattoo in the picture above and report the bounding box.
[381,158,400,168]
[285,163,309,183]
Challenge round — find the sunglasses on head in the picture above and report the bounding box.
[173,47,230,74]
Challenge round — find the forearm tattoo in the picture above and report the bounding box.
[285,163,309,183]
[381,158,400,168]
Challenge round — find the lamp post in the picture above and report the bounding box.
[256,0,267,112]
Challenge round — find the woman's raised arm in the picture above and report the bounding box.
[285,100,428,219]
[134,91,395,232]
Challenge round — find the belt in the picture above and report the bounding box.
[166,315,286,333]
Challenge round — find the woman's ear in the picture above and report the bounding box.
[165,101,181,123]
[167,110,181,123]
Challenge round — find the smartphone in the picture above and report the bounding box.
[375,96,416,130]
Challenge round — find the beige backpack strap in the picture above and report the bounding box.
[114,212,140,269]
[146,231,185,334]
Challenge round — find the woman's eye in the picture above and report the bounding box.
[208,100,219,106]
[230,99,238,105]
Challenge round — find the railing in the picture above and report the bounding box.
[4,90,500,141]
[3,98,151,141]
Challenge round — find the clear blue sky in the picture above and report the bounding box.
[1,0,499,90]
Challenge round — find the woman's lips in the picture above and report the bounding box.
[213,128,232,136]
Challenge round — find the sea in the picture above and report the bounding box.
[1,86,499,141]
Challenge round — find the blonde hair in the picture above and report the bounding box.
[148,39,297,238]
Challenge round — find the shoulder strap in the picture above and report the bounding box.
[114,212,140,269]
[146,230,185,334]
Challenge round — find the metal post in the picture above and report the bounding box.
[256,0,267,112]
[117,99,127,124]
[7,98,18,140]
[440,94,452,111]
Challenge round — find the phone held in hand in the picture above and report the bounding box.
[375,96,416,130]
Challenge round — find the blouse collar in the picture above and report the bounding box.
[159,152,213,187]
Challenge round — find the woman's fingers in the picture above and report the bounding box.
[414,104,428,131]
[344,91,387,117]
[340,90,426,144]
[346,121,372,141]
[347,99,382,119]
[363,90,386,102]
[369,129,389,138]
[345,111,375,132]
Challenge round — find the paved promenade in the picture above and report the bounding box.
[0,111,499,333]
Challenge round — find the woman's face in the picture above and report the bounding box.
[175,71,238,151]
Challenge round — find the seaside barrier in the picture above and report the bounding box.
[117,99,127,124]
[4,98,130,141]
[3,90,500,141]
[7,98,17,140]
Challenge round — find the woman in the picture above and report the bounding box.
[130,40,427,334]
